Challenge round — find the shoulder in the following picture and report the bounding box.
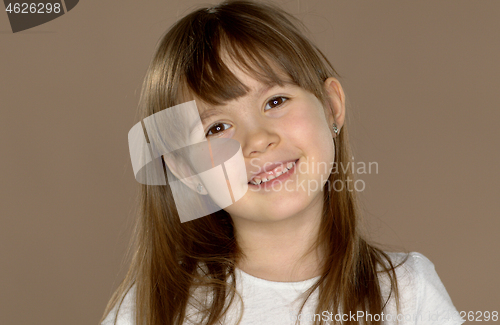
[384,252,453,301]
[382,251,439,288]
[101,285,136,325]
[379,252,464,325]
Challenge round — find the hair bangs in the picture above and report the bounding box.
[181,3,329,107]
[183,30,293,106]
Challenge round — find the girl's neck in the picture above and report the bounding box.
[232,201,324,282]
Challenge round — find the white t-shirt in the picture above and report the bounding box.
[101,252,464,325]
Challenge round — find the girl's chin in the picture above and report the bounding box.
[226,197,307,223]
[229,213,295,224]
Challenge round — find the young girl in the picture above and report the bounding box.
[101,1,463,324]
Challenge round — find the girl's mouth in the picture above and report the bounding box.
[247,159,299,189]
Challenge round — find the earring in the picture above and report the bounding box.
[197,183,203,193]
[332,123,339,135]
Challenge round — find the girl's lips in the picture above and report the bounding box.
[248,159,299,190]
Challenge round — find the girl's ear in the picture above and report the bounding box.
[324,77,346,137]
[162,155,208,195]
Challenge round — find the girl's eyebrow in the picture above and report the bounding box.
[199,108,224,124]
[254,83,276,99]
[253,80,295,98]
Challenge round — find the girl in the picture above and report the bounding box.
[101,1,463,324]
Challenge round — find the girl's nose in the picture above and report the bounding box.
[243,126,280,157]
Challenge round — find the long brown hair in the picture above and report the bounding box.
[101,1,406,324]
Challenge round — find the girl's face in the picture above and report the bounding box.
[194,61,344,224]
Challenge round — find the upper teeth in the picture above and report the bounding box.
[249,161,295,185]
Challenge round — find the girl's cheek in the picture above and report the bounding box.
[281,107,308,130]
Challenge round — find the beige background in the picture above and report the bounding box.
[1,1,498,324]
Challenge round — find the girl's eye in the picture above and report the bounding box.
[205,123,231,137]
[265,96,288,111]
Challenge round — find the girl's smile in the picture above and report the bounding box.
[247,158,298,189]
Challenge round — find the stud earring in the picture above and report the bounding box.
[332,123,339,135]
[197,183,203,193]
